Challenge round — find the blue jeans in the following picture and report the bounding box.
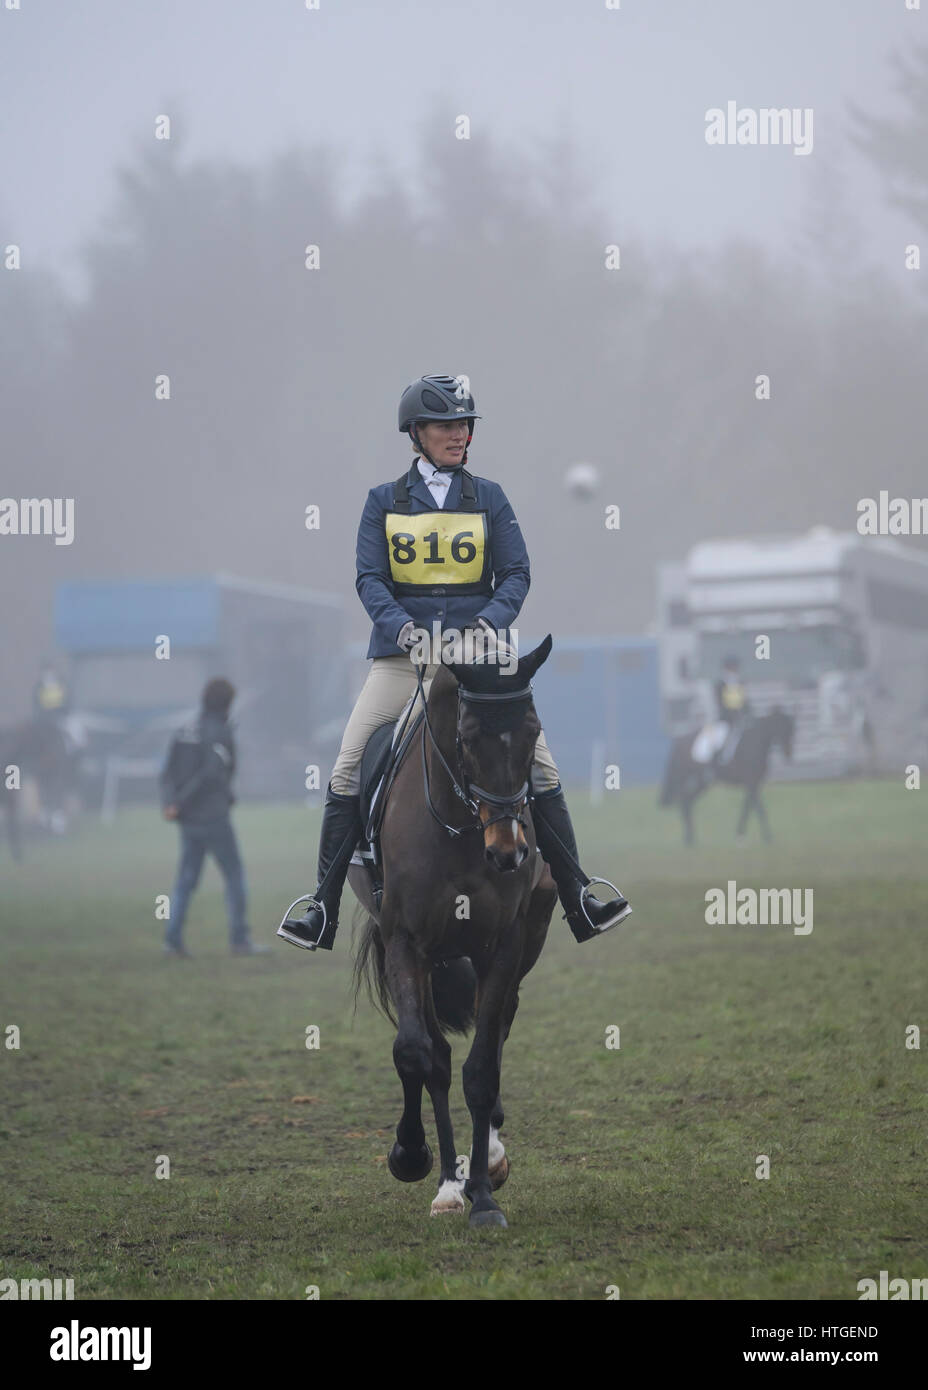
[167,817,248,946]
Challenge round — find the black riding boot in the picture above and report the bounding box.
[277,783,363,951]
[531,784,632,943]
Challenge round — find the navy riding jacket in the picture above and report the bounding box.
[356,460,531,659]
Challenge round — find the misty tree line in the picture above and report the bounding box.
[1,51,926,715]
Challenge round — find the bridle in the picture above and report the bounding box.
[414,663,534,839]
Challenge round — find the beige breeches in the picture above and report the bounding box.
[331,653,560,796]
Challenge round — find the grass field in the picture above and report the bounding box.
[1,779,926,1300]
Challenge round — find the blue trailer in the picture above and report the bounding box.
[522,634,668,789]
[54,574,347,804]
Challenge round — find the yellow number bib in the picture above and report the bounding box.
[385,510,488,591]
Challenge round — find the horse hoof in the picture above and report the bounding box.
[470,1207,508,1229]
[488,1155,510,1191]
[387,1141,433,1183]
[430,1181,466,1216]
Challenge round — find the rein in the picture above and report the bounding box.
[414,662,533,839]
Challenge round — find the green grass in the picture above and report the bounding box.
[1,778,926,1299]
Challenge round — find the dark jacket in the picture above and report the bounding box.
[356,461,531,659]
[159,713,236,823]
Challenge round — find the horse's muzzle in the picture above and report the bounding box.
[485,843,529,873]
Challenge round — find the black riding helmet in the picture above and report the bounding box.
[398,375,481,468]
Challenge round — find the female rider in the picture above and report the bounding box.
[277,374,631,951]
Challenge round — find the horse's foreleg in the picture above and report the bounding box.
[463,987,517,1198]
[486,1095,508,1190]
[463,927,522,1228]
[425,984,464,1215]
[736,787,752,838]
[483,991,519,1194]
[754,787,773,842]
[681,795,695,847]
[5,802,22,863]
[480,883,551,1197]
[384,929,434,1184]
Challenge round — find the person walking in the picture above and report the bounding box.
[160,677,268,957]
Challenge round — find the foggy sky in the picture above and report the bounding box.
[1,0,926,723]
[1,0,916,297]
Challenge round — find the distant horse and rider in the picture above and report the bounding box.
[659,656,795,844]
[0,716,77,861]
[0,661,80,860]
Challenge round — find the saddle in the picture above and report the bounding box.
[350,698,425,898]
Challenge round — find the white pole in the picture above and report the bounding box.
[101,757,118,823]
[590,739,605,806]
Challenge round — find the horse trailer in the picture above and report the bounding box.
[656,528,928,778]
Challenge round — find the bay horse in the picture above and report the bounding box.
[0,718,77,860]
[659,708,795,845]
[349,634,558,1228]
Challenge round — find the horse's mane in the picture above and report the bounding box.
[426,662,458,708]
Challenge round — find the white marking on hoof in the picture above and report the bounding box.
[430,1180,465,1216]
[488,1126,506,1170]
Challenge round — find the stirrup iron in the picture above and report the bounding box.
[277,893,327,951]
[578,876,632,934]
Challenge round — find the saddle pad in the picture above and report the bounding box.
[692,722,728,764]
[355,697,427,854]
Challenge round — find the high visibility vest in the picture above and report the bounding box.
[37,680,66,711]
[720,680,746,712]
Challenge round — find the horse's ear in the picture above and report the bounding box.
[517,633,553,683]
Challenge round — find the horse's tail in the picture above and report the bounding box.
[352,908,395,1026]
[352,907,476,1037]
[430,958,477,1036]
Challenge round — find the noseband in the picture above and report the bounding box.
[416,665,534,839]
